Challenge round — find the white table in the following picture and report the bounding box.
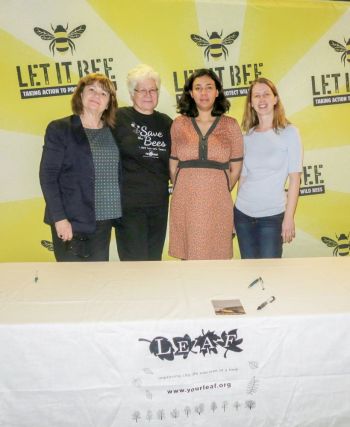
[0,258,349,426]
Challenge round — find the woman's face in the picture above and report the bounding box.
[131,78,159,115]
[190,75,218,112]
[250,82,277,117]
[81,82,110,116]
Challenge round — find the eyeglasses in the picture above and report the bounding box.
[134,88,158,96]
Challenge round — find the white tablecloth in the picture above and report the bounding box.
[0,258,349,426]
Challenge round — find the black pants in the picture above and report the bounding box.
[51,220,113,262]
[115,205,168,261]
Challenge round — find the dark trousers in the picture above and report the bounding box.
[115,205,168,261]
[234,206,284,259]
[51,220,113,262]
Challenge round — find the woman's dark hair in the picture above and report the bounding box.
[71,73,117,127]
[177,69,230,117]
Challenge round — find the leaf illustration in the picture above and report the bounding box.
[145,389,153,400]
[139,337,175,361]
[217,329,243,357]
[247,376,259,395]
[194,330,220,356]
[248,360,259,369]
[173,334,195,359]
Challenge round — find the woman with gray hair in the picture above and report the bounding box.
[114,64,172,261]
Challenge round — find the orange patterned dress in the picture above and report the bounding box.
[169,115,243,260]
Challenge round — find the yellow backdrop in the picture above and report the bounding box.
[0,0,349,261]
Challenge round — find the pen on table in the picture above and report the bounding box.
[257,296,275,310]
[248,276,264,289]
[34,271,39,283]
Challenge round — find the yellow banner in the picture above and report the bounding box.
[0,0,349,261]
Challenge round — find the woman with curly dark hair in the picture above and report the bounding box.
[169,69,243,260]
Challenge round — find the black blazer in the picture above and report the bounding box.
[39,114,118,234]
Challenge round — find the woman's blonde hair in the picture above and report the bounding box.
[71,73,117,127]
[241,77,290,133]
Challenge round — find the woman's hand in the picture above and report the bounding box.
[282,172,301,244]
[55,219,73,242]
[169,158,179,184]
[281,215,295,243]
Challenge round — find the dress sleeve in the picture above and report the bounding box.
[229,118,244,162]
[170,116,181,160]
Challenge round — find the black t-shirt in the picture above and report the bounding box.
[114,107,172,209]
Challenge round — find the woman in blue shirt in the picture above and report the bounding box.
[234,78,303,259]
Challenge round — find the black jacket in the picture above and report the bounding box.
[39,114,119,234]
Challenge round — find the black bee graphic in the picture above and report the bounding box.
[190,30,239,60]
[41,240,54,251]
[321,233,350,256]
[34,24,86,55]
[329,38,350,66]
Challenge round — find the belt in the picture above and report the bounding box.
[178,160,229,170]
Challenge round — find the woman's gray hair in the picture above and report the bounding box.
[127,64,161,96]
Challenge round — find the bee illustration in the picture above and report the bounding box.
[34,24,86,55]
[329,38,350,66]
[41,240,54,251]
[321,233,350,256]
[190,30,239,60]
